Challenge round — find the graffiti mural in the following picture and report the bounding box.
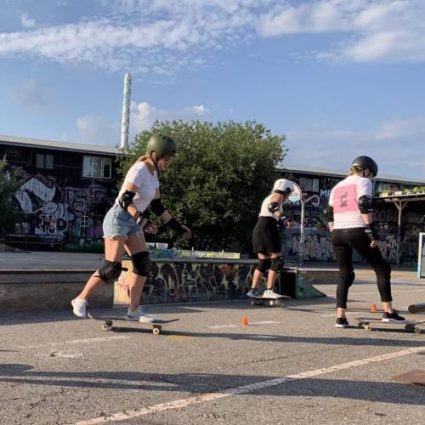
[118,260,263,303]
[280,173,424,264]
[14,173,110,244]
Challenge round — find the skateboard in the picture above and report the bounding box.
[88,313,178,335]
[356,317,425,334]
[249,295,291,307]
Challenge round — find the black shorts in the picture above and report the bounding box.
[252,217,281,254]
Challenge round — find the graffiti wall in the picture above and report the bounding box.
[118,260,263,304]
[13,173,111,244]
[281,173,424,265]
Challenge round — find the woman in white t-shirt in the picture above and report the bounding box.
[327,155,405,328]
[248,178,294,299]
[71,134,191,322]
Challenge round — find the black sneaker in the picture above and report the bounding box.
[335,317,349,328]
[382,310,406,323]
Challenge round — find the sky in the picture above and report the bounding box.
[0,0,425,181]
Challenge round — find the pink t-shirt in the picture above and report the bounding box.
[329,175,371,229]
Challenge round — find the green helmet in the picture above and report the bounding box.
[146,134,177,160]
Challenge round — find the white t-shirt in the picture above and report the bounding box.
[116,161,159,213]
[329,175,371,229]
[259,194,280,220]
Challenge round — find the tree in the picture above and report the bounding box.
[119,120,287,253]
[0,158,23,236]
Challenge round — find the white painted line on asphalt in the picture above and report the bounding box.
[18,335,129,349]
[72,345,425,425]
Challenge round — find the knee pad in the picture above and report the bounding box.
[132,251,152,276]
[270,257,284,272]
[97,260,122,283]
[256,259,271,273]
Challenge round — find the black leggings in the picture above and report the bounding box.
[331,228,392,309]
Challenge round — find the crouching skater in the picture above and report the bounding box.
[71,134,191,322]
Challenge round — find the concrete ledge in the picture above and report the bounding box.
[0,264,337,311]
[0,270,113,311]
[298,268,339,285]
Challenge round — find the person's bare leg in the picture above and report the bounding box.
[251,253,267,289]
[125,232,147,310]
[382,301,393,313]
[76,237,125,301]
[126,274,146,311]
[337,307,346,318]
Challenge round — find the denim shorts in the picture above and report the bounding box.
[102,203,141,239]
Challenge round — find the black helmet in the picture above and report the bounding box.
[146,134,177,160]
[351,155,378,177]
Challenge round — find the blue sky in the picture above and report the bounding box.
[1,0,425,180]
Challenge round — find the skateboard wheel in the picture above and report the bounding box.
[152,326,161,336]
[268,300,274,306]
[414,327,421,334]
[364,325,372,331]
[102,321,113,331]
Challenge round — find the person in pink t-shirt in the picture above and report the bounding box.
[326,156,405,328]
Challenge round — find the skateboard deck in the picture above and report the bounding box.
[88,313,178,335]
[356,317,425,334]
[249,295,291,307]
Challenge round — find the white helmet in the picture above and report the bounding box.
[272,178,294,195]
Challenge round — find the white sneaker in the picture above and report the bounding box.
[71,298,87,318]
[126,307,154,323]
[262,289,282,299]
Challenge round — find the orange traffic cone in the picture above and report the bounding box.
[240,315,249,327]
[370,303,377,313]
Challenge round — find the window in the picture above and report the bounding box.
[35,153,54,170]
[82,156,112,179]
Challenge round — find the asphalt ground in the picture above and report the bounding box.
[1,263,425,425]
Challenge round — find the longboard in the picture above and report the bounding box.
[88,313,178,335]
[356,317,425,334]
[249,295,291,307]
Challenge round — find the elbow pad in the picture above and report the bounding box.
[118,190,136,211]
[358,195,373,214]
[325,206,334,222]
[268,202,281,214]
[150,198,167,216]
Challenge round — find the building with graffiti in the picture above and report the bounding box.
[1,134,424,265]
[0,134,121,248]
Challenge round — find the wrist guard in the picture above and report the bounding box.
[166,218,186,236]
[365,223,379,241]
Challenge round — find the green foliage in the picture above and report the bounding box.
[118,120,287,252]
[0,158,23,235]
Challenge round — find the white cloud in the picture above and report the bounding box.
[75,101,209,147]
[9,79,48,107]
[259,0,425,63]
[0,0,424,72]
[21,13,36,28]
[130,101,210,134]
[285,116,425,179]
